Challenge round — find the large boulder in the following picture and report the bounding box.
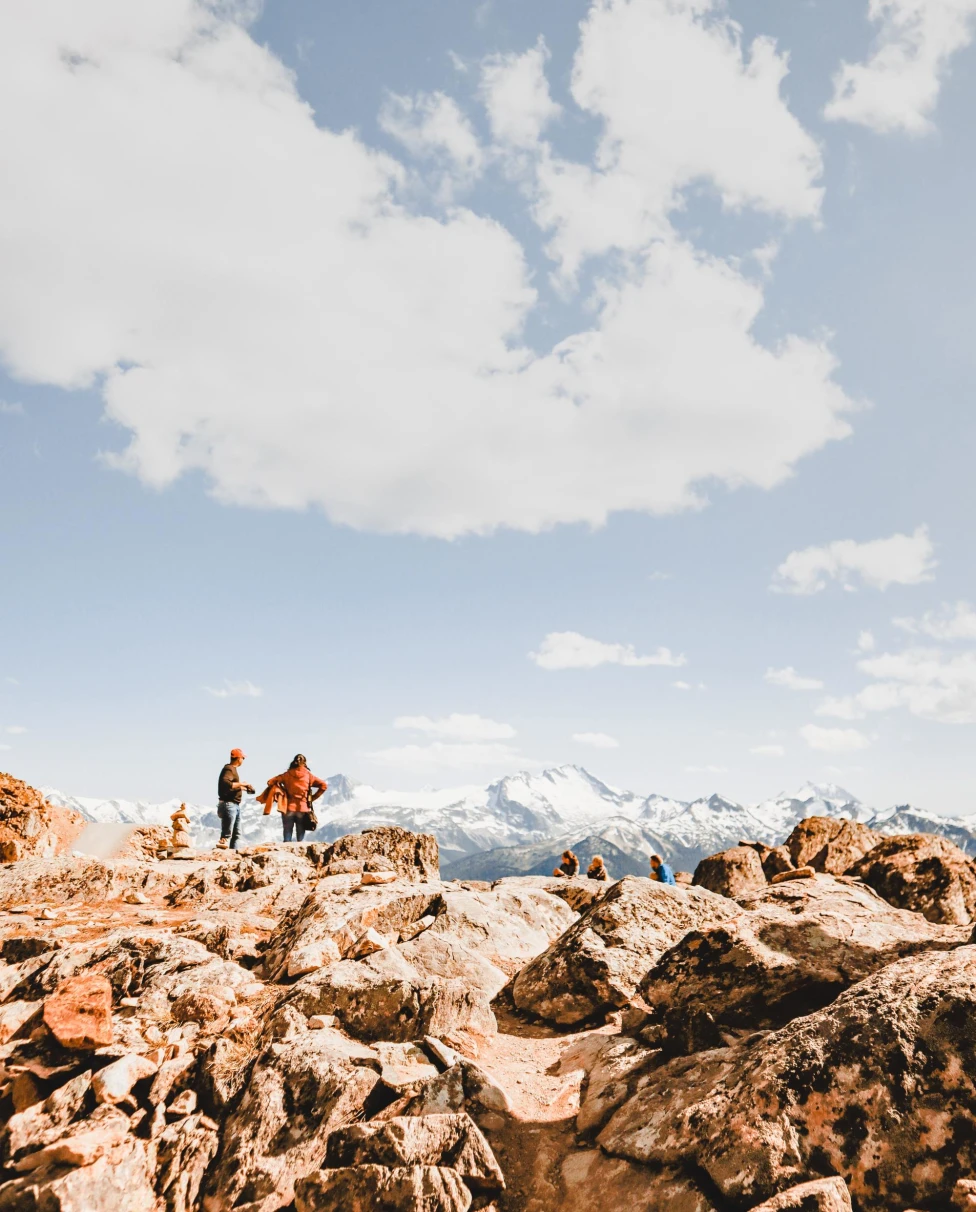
[638,875,967,1054]
[261,883,447,981]
[296,1165,472,1212]
[692,846,766,898]
[846,833,976,925]
[421,886,577,978]
[599,945,976,1212]
[0,1136,157,1211]
[286,947,496,1044]
[307,828,439,881]
[203,1029,381,1212]
[785,816,882,874]
[511,876,739,1025]
[324,1113,503,1207]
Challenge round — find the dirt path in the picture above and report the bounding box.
[469,1002,621,1211]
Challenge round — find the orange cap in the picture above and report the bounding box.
[230,747,246,759]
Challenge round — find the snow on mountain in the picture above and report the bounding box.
[42,765,976,868]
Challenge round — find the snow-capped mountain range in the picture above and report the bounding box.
[43,765,976,874]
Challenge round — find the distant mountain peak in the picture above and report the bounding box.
[782,781,861,808]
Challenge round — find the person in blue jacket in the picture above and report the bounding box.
[649,853,677,885]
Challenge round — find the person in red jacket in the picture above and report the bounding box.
[261,754,327,843]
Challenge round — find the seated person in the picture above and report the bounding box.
[649,853,677,885]
[586,855,609,881]
[552,849,580,878]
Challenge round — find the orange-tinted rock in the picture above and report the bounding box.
[785,816,881,874]
[847,833,976,925]
[693,846,766,898]
[43,973,113,1049]
[0,771,85,862]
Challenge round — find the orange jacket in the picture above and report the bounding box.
[259,767,327,814]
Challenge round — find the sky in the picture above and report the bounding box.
[2,0,976,812]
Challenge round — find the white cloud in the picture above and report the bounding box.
[480,38,562,148]
[204,680,263,699]
[800,724,871,752]
[0,1,854,540]
[509,0,824,279]
[673,680,692,691]
[751,743,785,756]
[530,631,685,671]
[394,713,515,742]
[365,741,519,771]
[825,0,976,135]
[855,647,976,724]
[379,90,483,194]
[5,726,27,735]
[894,601,976,640]
[764,666,824,691]
[815,696,867,721]
[772,526,936,595]
[857,629,876,652]
[572,731,620,749]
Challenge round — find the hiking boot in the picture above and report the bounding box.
[215,837,229,850]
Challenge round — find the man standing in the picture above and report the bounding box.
[649,853,677,885]
[216,748,254,851]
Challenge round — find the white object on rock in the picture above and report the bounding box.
[124,891,151,905]
[92,1053,159,1104]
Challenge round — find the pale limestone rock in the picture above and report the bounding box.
[749,1178,853,1210]
[92,1052,158,1104]
[295,1164,472,1212]
[375,1041,440,1094]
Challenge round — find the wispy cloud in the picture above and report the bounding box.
[800,723,870,752]
[204,680,263,699]
[365,740,520,771]
[825,0,976,135]
[765,666,824,691]
[772,527,935,595]
[394,713,515,742]
[5,726,27,735]
[572,731,619,749]
[530,631,685,671]
[751,744,785,756]
[685,764,729,775]
[0,400,23,415]
[894,601,976,640]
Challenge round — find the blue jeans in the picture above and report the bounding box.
[218,801,241,849]
[282,812,308,843]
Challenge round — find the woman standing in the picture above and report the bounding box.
[259,754,328,843]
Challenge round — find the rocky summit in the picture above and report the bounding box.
[3,777,976,1209]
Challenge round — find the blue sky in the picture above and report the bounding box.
[2,0,976,811]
